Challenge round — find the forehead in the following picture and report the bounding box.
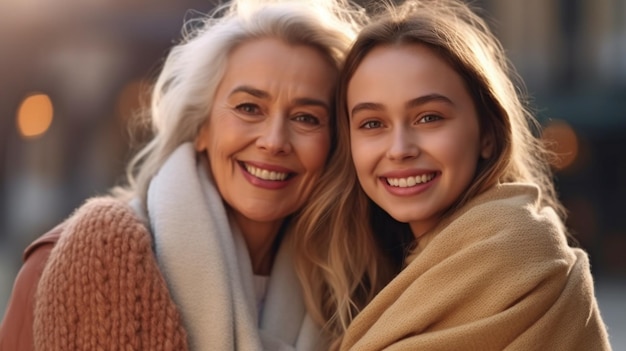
[347,43,470,104]
[218,37,337,99]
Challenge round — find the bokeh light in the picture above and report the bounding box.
[542,119,579,171]
[16,93,54,139]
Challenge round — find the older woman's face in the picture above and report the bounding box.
[195,37,335,225]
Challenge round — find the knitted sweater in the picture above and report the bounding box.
[340,183,611,351]
[33,197,188,350]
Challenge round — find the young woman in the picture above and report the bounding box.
[293,0,611,349]
[0,0,366,350]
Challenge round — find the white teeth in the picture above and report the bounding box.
[407,177,416,186]
[245,164,288,181]
[386,173,435,188]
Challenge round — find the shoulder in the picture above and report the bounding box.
[31,197,187,350]
[460,183,543,221]
[419,183,571,265]
[0,196,156,351]
[450,183,565,241]
[35,196,157,308]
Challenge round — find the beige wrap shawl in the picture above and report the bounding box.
[341,183,611,351]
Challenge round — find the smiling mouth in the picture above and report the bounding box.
[241,162,292,181]
[385,172,436,188]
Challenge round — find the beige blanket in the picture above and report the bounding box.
[341,183,611,351]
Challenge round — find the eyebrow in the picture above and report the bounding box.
[230,85,330,112]
[350,93,455,117]
[230,85,270,99]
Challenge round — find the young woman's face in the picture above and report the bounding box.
[195,37,335,225]
[347,44,492,237]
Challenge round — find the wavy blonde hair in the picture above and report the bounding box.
[292,0,566,348]
[112,0,368,206]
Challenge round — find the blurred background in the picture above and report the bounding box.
[1,0,624,347]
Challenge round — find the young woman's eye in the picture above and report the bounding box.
[419,114,442,123]
[360,120,383,129]
[235,103,261,115]
[293,114,320,125]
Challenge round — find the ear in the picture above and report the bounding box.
[194,122,210,152]
[480,133,494,159]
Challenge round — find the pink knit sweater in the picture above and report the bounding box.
[33,197,188,350]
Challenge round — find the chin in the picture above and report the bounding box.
[241,209,289,223]
[385,209,420,225]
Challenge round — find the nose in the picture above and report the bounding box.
[256,115,292,155]
[386,126,419,161]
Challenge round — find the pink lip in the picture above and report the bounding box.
[238,161,295,190]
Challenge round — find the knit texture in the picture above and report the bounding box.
[340,183,611,351]
[33,197,188,351]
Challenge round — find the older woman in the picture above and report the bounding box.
[0,0,365,350]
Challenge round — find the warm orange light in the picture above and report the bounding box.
[17,93,54,138]
[542,119,579,171]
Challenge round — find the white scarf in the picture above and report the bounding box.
[146,143,324,351]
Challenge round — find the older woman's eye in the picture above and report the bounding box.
[236,103,261,115]
[293,114,320,125]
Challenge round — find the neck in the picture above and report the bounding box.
[409,220,437,241]
[232,213,283,275]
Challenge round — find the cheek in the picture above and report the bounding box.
[205,114,242,154]
[437,129,482,175]
[205,130,226,158]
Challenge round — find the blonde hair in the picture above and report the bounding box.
[292,0,567,348]
[112,0,367,206]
